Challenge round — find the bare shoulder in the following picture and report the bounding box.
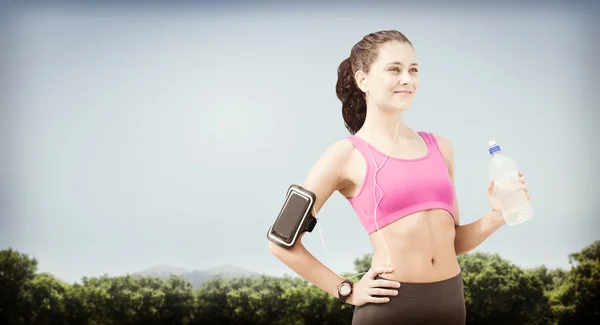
[319,138,356,165]
[305,139,355,184]
[302,139,355,212]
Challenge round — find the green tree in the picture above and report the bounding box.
[2,240,600,325]
[0,248,40,324]
[352,253,372,276]
[459,252,549,325]
[158,275,196,324]
[526,265,568,292]
[281,279,352,325]
[63,282,92,325]
[19,273,69,325]
[195,275,236,325]
[548,240,600,324]
[195,274,310,325]
[80,274,196,325]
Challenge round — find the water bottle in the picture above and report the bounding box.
[487,140,533,225]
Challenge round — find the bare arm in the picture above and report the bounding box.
[434,134,505,256]
[268,140,400,305]
[268,140,353,297]
[453,210,505,255]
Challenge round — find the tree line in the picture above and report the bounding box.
[0,241,598,325]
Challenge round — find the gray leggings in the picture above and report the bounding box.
[352,272,466,325]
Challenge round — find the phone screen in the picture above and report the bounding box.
[272,192,311,242]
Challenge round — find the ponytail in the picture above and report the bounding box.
[335,57,366,135]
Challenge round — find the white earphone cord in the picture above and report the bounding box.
[306,117,402,281]
[365,116,402,278]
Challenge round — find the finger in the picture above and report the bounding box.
[370,288,399,297]
[487,180,495,195]
[368,296,390,304]
[372,279,401,288]
[369,266,393,278]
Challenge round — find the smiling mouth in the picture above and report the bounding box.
[394,90,413,95]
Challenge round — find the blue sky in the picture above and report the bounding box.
[1,1,599,283]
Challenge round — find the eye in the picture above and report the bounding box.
[410,67,419,73]
[388,67,400,72]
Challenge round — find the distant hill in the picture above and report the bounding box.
[134,264,189,277]
[134,264,257,287]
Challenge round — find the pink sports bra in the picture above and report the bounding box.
[345,131,455,234]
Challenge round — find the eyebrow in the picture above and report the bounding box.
[387,61,419,67]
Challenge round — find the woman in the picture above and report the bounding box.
[268,30,530,324]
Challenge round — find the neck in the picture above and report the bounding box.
[358,106,412,142]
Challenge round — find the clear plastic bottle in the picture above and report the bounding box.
[487,140,533,225]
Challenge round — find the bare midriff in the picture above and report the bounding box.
[367,209,461,283]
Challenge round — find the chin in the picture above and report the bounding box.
[389,101,412,111]
[391,96,412,107]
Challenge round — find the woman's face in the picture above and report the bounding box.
[357,41,420,112]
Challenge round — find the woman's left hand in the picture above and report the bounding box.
[487,171,530,215]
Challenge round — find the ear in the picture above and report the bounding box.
[355,70,368,92]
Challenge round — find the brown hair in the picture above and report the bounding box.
[335,30,413,134]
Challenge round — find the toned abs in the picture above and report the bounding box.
[340,138,461,283]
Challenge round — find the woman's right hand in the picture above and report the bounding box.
[347,266,401,307]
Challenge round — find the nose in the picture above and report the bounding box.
[399,71,412,85]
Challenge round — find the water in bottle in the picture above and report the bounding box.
[487,140,533,225]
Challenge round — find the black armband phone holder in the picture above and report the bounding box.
[267,184,318,249]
